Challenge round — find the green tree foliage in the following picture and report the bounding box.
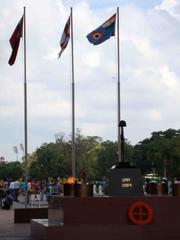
[0,161,23,180]
[75,130,102,180]
[29,138,71,179]
[28,132,133,181]
[28,131,104,180]
[133,129,180,177]
[95,140,118,180]
[1,128,180,180]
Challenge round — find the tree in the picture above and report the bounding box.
[0,161,23,180]
[75,130,102,180]
[133,129,180,177]
[95,140,118,180]
[3,128,178,181]
[29,138,71,179]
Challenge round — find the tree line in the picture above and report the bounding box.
[0,128,180,181]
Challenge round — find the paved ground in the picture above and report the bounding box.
[0,195,48,240]
[0,207,31,239]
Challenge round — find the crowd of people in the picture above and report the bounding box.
[0,177,61,203]
[1,175,179,207]
[0,177,106,204]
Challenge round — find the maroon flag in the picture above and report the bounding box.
[8,16,23,66]
[58,16,70,58]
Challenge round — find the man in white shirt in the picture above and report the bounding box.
[9,181,15,200]
[9,180,20,201]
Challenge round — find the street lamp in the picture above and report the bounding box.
[0,156,5,162]
[13,146,18,161]
[20,143,24,152]
[19,143,25,160]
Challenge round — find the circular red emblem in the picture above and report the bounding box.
[128,201,153,225]
[92,31,102,40]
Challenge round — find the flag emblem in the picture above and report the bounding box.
[87,13,116,45]
[92,32,103,40]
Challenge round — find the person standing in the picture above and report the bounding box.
[14,179,20,201]
[9,180,15,201]
[39,180,45,201]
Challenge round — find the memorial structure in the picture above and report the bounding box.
[107,120,144,196]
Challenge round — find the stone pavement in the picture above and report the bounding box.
[0,207,31,239]
[0,196,48,240]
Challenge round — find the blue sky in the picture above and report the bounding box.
[1,0,180,162]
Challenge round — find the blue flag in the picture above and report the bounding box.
[87,14,116,45]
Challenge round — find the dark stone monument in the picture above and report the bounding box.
[107,120,144,196]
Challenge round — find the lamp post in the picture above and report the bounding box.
[0,156,5,162]
[20,143,24,161]
[13,146,19,161]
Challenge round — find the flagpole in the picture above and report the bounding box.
[117,7,121,163]
[70,7,76,177]
[23,6,28,208]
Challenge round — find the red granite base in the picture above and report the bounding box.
[31,196,180,240]
[48,225,180,240]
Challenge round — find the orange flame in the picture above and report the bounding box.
[66,176,76,184]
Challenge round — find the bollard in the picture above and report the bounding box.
[172,184,180,196]
[63,183,74,196]
[156,183,168,195]
[74,183,93,197]
[150,183,157,194]
[150,183,168,195]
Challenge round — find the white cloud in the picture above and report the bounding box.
[155,0,178,15]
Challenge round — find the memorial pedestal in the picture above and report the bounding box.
[107,162,144,196]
